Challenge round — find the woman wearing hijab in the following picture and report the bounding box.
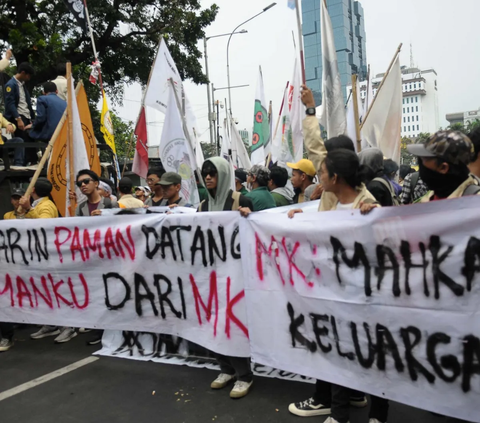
[197,157,254,399]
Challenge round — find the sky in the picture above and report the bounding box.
[117,0,480,146]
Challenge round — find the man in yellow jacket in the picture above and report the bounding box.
[18,178,58,218]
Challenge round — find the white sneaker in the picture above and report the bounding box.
[369,419,383,423]
[210,373,235,389]
[31,326,60,340]
[288,397,331,416]
[0,338,13,352]
[54,327,77,343]
[230,380,253,399]
[79,328,91,333]
[324,418,349,423]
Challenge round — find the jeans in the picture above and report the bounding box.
[216,354,253,382]
[369,396,389,423]
[315,379,351,423]
[9,137,25,166]
[0,323,14,340]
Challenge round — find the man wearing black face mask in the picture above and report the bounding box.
[407,130,480,201]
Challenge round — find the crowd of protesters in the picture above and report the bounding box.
[1,51,480,423]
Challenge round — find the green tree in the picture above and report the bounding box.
[0,0,218,104]
[401,132,430,166]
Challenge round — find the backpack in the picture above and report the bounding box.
[372,177,400,206]
[462,176,480,196]
[410,172,420,194]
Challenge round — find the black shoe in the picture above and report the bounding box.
[288,397,331,417]
[86,330,103,346]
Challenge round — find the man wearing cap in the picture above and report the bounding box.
[235,169,249,195]
[3,188,26,219]
[287,158,316,203]
[118,177,145,209]
[157,172,188,207]
[407,130,480,201]
[17,178,59,219]
[244,165,276,211]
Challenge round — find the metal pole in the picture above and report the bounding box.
[227,3,277,116]
[216,101,221,155]
[204,37,214,146]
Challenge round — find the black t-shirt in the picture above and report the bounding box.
[367,180,393,207]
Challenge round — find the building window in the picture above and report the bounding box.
[408,117,410,122]
[407,107,410,113]
[417,116,419,122]
[406,98,409,104]
[414,83,417,89]
[416,96,418,102]
[402,98,405,105]
[403,108,405,113]
[404,126,406,132]
[403,117,406,123]
[417,125,419,130]
[416,106,419,112]
[408,126,411,131]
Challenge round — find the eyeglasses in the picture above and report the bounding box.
[76,178,93,187]
[147,178,159,183]
[202,170,217,178]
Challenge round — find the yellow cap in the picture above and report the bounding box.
[286,159,316,177]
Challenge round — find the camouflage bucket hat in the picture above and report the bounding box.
[407,130,474,165]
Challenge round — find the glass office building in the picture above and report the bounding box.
[302,0,367,105]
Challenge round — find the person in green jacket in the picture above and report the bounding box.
[268,165,294,207]
[245,164,276,211]
[235,168,249,195]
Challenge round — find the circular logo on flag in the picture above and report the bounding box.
[252,133,259,146]
[6,86,11,92]
[255,111,263,124]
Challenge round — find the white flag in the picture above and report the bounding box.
[251,67,270,165]
[144,39,203,168]
[220,118,232,163]
[65,78,90,216]
[229,114,251,170]
[288,57,305,163]
[318,0,346,137]
[159,84,200,206]
[363,69,374,119]
[361,55,403,164]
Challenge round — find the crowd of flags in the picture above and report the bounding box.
[50,0,404,212]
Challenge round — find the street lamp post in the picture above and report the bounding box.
[204,30,247,146]
[227,3,277,116]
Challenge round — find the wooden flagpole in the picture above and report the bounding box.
[351,74,362,152]
[360,43,402,131]
[66,62,76,213]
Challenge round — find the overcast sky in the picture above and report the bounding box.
[118,0,480,145]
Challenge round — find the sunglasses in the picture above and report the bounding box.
[76,178,94,187]
[202,170,217,178]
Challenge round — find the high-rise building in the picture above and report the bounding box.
[347,66,440,138]
[302,0,367,106]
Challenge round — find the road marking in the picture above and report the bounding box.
[0,356,99,402]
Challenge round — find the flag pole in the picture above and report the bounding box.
[66,62,76,213]
[122,36,163,177]
[294,0,306,84]
[360,43,402,131]
[351,74,362,152]
[273,81,290,140]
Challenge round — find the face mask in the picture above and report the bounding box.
[418,160,469,198]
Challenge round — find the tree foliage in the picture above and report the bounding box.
[401,132,431,166]
[0,0,219,104]
[447,119,480,135]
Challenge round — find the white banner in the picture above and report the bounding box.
[240,197,480,423]
[1,198,480,421]
[0,213,249,357]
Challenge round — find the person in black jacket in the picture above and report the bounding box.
[197,157,253,399]
[358,148,394,207]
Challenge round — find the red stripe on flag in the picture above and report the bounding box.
[132,107,149,178]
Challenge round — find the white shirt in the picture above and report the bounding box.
[14,76,31,119]
[336,202,354,211]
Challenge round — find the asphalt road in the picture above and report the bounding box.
[0,326,470,423]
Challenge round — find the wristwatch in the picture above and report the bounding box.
[306,107,316,116]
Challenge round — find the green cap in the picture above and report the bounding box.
[156,172,182,186]
[407,130,474,165]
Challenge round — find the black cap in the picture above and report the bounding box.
[11,188,25,198]
[235,169,247,184]
[118,177,133,191]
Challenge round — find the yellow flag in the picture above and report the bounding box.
[48,82,101,217]
[100,90,116,154]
